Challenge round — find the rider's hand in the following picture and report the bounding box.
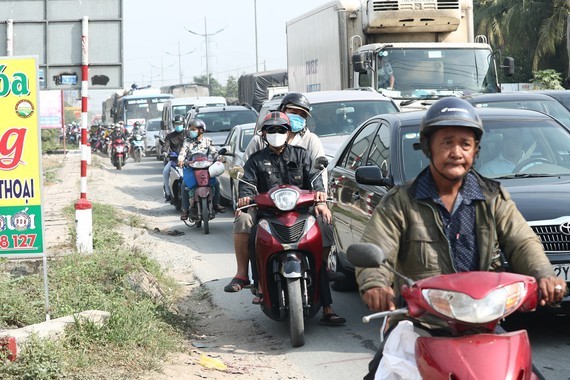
[314,203,332,224]
[363,286,396,312]
[237,196,251,208]
[314,191,327,203]
[538,276,567,306]
[177,161,183,168]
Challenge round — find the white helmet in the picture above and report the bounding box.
[208,161,225,178]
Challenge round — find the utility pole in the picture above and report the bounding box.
[186,17,225,85]
[254,0,259,72]
[165,42,195,85]
[150,56,175,87]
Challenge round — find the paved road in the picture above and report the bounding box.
[82,153,570,380]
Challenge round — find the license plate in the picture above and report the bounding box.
[553,264,570,281]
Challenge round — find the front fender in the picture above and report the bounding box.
[281,252,306,278]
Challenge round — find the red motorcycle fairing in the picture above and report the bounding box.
[416,330,534,380]
[194,169,211,187]
[254,211,323,322]
[194,186,211,199]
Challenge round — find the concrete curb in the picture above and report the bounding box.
[0,310,110,359]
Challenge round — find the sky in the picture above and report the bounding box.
[123,0,329,88]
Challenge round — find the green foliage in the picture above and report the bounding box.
[0,335,64,380]
[223,75,239,98]
[531,69,565,89]
[193,74,223,96]
[40,129,63,154]
[0,202,190,379]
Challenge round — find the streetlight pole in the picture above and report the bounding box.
[186,18,225,86]
[150,56,175,87]
[165,43,195,85]
[254,0,259,72]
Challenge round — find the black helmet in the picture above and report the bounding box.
[261,111,291,131]
[188,118,207,132]
[133,121,141,127]
[173,115,185,125]
[280,93,311,117]
[418,97,483,157]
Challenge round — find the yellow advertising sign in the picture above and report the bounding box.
[0,56,44,256]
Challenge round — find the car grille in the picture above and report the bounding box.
[531,225,570,253]
[270,220,306,244]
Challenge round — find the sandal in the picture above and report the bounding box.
[214,205,226,213]
[252,294,264,305]
[320,313,346,326]
[223,277,250,293]
[180,210,189,221]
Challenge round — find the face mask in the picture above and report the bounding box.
[265,133,288,148]
[189,130,198,139]
[174,125,184,133]
[287,113,306,133]
[290,134,302,146]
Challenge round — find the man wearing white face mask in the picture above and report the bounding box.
[243,93,343,285]
[225,111,345,325]
[162,115,188,203]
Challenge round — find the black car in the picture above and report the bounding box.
[535,90,570,112]
[464,92,570,129]
[328,107,570,306]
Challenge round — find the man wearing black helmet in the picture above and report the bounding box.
[244,93,341,282]
[355,97,566,379]
[226,111,345,325]
[162,115,188,203]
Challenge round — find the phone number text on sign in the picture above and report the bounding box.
[0,234,37,250]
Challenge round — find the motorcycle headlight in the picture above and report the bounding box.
[189,160,210,169]
[270,189,299,211]
[423,282,525,324]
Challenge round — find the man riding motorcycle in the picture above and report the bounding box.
[162,115,188,203]
[355,97,567,379]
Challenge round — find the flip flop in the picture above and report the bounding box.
[252,294,264,305]
[223,277,250,293]
[320,313,346,326]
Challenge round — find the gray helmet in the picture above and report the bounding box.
[419,97,483,156]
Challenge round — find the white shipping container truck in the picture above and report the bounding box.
[286,0,514,108]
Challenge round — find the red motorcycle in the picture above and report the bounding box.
[110,138,128,170]
[347,243,545,380]
[182,151,225,234]
[231,157,328,347]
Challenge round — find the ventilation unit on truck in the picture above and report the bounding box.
[363,0,462,33]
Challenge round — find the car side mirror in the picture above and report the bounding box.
[502,57,515,77]
[355,166,392,187]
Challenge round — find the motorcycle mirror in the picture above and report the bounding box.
[347,243,413,287]
[217,147,228,156]
[229,165,244,180]
[347,243,386,267]
[314,156,328,170]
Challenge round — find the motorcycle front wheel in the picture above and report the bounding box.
[287,278,305,347]
[201,197,210,234]
[134,149,141,162]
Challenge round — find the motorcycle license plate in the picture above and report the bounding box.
[553,264,570,281]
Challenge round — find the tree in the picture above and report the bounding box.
[474,0,569,82]
[193,74,223,96]
[531,69,565,89]
[224,75,238,99]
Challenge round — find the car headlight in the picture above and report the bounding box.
[423,282,525,324]
[271,188,299,211]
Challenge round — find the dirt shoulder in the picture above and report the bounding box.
[44,152,308,380]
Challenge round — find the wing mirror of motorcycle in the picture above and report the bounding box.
[347,243,414,287]
[217,147,234,157]
[229,165,244,180]
[314,156,329,170]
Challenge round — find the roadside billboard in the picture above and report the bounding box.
[0,56,44,257]
[39,90,62,129]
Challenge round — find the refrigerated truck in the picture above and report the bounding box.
[286,0,513,108]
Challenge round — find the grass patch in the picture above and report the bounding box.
[0,202,193,379]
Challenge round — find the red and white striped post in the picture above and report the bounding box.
[75,16,93,253]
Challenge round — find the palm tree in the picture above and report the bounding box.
[474,0,569,79]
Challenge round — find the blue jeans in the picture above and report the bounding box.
[163,161,173,197]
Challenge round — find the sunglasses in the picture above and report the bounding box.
[265,127,288,134]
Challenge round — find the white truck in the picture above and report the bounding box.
[286,0,513,107]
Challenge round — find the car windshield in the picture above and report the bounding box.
[197,110,258,132]
[308,100,399,137]
[400,119,570,181]
[471,99,570,129]
[146,120,161,131]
